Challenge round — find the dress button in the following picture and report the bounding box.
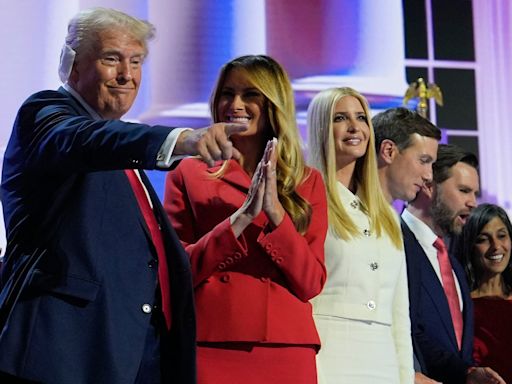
[265,244,272,252]
[148,259,158,268]
[234,252,242,260]
[260,277,269,282]
[225,257,234,265]
[350,200,358,209]
[270,249,278,257]
[218,262,226,270]
[220,274,230,283]
[363,229,371,237]
[367,300,376,310]
[142,304,152,314]
[370,262,378,271]
[275,257,283,264]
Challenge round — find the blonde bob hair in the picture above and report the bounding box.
[210,55,312,233]
[307,87,402,248]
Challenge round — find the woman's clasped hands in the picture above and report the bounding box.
[230,138,286,237]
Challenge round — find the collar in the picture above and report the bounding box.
[336,181,365,207]
[402,208,438,248]
[206,159,252,190]
[63,83,102,120]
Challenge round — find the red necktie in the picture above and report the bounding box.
[433,237,462,350]
[125,169,172,330]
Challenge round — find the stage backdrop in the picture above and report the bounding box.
[0,0,511,253]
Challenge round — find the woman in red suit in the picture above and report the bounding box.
[164,55,328,384]
[459,203,512,382]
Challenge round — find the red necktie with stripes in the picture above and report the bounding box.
[433,237,462,349]
[125,169,172,330]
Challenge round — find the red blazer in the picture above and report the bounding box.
[164,158,327,347]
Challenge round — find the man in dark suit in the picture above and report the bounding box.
[401,144,504,384]
[0,7,246,384]
[374,107,441,384]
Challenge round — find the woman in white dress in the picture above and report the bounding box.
[307,87,414,383]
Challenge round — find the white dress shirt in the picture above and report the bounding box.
[401,208,463,310]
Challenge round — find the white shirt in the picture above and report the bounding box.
[401,208,463,310]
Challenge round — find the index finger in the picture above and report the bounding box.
[224,123,248,137]
[268,137,278,165]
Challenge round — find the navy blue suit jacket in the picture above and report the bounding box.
[402,219,473,384]
[0,88,196,383]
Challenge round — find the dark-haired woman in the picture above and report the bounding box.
[459,203,512,382]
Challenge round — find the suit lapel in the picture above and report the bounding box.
[402,221,460,351]
[207,160,268,227]
[138,170,158,208]
[421,256,459,350]
[138,170,168,234]
[58,87,96,118]
[139,170,193,274]
[207,160,251,192]
[123,170,153,246]
[451,254,473,354]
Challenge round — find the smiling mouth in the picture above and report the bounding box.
[344,138,362,145]
[226,116,250,123]
[486,254,505,263]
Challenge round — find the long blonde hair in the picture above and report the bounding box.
[307,87,402,248]
[210,55,312,233]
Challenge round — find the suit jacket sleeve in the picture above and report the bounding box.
[413,310,469,382]
[164,162,328,301]
[17,89,172,174]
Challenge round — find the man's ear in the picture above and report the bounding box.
[379,139,398,165]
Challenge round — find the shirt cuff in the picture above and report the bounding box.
[156,128,193,169]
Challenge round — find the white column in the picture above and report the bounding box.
[233,1,266,56]
[472,0,512,211]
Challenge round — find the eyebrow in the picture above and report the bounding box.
[223,85,258,89]
[458,183,476,190]
[101,49,145,58]
[480,227,508,235]
[221,86,260,92]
